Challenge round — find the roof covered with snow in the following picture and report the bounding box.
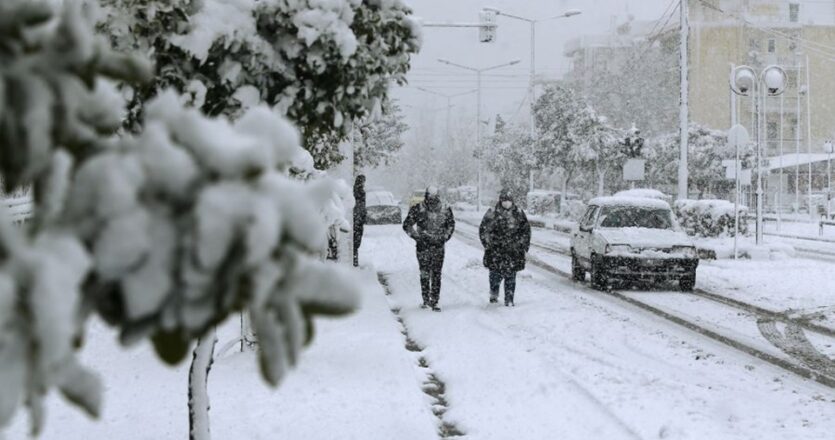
[613,189,671,201]
[589,196,672,210]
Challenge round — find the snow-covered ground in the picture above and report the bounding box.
[4,270,438,440]
[8,223,835,440]
[365,224,835,440]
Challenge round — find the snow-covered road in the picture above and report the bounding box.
[365,224,835,440]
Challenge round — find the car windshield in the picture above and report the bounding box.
[597,206,673,229]
[368,192,396,206]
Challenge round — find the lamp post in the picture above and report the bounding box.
[437,58,521,211]
[825,140,834,219]
[415,87,477,145]
[730,64,788,245]
[481,7,582,192]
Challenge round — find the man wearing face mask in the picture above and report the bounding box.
[402,186,456,311]
[479,189,531,306]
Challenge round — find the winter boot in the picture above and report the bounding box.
[420,302,429,309]
[431,303,442,312]
[504,295,514,307]
[489,293,498,304]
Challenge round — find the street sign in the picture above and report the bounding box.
[479,10,497,43]
[738,169,752,186]
[623,159,646,181]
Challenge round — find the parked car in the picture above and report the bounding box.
[570,196,699,291]
[366,190,402,225]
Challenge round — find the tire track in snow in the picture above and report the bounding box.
[453,226,835,390]
[377,273,465,439]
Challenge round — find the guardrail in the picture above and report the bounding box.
[3,195,33,224]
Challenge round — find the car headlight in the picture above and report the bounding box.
[672,246,697,258]
[605,244,634,255]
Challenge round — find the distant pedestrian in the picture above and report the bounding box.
[403,186,455,311]
[353,174,366,267]
[479,189,531,306]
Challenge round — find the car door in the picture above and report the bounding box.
[573,205,598,263]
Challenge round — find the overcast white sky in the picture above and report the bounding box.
[394,0,671,128]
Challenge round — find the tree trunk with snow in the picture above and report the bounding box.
[189,330,218,440]
[596,164,607,197]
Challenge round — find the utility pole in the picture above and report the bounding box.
[480,8,581,194]
[678,0,689,200]
[438,58,521,211]
[806,54,813,219]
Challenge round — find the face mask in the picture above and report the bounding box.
[501,201,512,209]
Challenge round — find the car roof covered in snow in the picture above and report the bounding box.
[613,188,671,201]
[588,196,672,210]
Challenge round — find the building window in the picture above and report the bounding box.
[789,3,799,23]
[767,121,778,140]
[768,39,776,53]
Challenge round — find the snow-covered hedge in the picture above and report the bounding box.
[674,199,749,237]
[526,191,557,215]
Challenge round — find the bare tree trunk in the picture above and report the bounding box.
[189,329,217,440]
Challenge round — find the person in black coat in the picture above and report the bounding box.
[402,187,455,311]
[353,175,366,267]
[479,189,531,306]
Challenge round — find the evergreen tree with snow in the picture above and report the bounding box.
[95,0,422,169]
[352,99,409,174]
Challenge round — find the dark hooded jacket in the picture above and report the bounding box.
[353,175,366,226]
[403,189,455,251]
[479,190,531,273]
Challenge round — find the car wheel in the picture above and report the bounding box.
[571,253,585,282]
[679,271,696,292]
[590,255,608,291]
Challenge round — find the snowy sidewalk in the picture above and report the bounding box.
[364,224,835,440]
[6,269,438,440]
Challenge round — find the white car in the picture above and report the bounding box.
[366,190,402,225]
[570,196,699,291]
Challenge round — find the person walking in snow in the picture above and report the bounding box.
[479,189,531,306]
[402,186,455,312]
[353,174,366,267]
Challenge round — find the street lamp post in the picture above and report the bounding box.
[730,64,788,245]
[825,140,834,219]
[415,87,477,146]
[481,7,582,192]
[437,58,521,211]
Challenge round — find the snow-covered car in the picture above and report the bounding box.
[366,190,402,225]
[570,197,699,291]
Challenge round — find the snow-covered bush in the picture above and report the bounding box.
[674,199,749,237]
[527,191,557,215]
[0,3,361,435]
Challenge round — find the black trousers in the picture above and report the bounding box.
[417,246,445,306]
[353,223,364,266]
[489,271,517,301]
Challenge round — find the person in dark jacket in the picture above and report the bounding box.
[479,189,531,306]
[353,174,366,267]
[402,186,455,311]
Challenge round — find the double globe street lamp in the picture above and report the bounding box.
[730,64,788,245]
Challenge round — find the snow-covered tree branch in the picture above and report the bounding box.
[95,0,422,169]
[0,2,364,436]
